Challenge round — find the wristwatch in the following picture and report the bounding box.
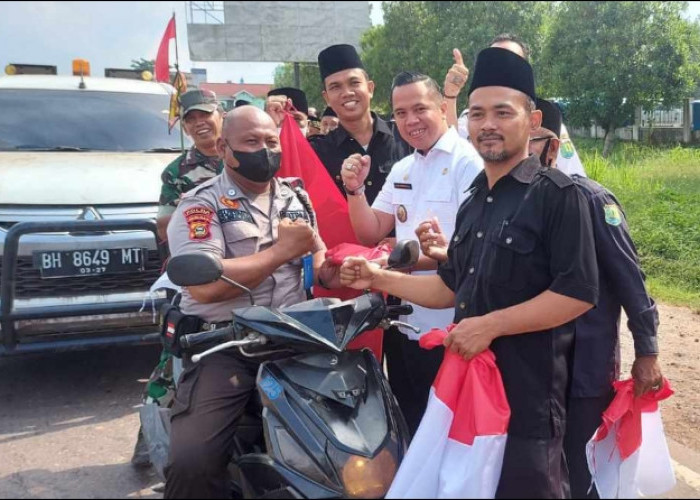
[345,184,366,196]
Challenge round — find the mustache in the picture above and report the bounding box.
[477,133,504,142]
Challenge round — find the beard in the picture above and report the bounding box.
[479,149,513,162]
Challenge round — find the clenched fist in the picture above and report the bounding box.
[415,216,448,262]
[339,256,381,290]
[340,153,371,192]
[277,218,316,260]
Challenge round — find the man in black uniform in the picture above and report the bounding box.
[310,44,411,204]
[340,47,599,498]
[531,98,664,499]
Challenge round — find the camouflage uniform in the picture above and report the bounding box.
[157,147,223,219]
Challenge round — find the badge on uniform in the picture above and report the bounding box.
[394,182,413,190]
[604,204,623,226]
[280,210,308,222]
[396,205,408,223]
[219,196,240,209]
[184,206,214,240]
[217,209,254,224]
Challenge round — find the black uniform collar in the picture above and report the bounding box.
[470,154,541,190]
[509,155,542,184]
[331,111,392,147]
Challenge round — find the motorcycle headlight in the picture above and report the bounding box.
[330,446,398,499]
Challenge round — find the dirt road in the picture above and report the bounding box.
[0,303,698,498]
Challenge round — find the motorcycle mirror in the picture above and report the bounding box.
[167,252,223,286]
[386,240,420,270]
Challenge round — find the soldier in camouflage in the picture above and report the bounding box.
[156,89,225,242]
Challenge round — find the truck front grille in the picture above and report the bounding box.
[0,251,164,298]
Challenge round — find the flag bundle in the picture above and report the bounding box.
[387,326,511,499]
[586,378,676,498]
[168,71,187,133]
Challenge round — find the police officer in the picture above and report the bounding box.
[531,98,663,499]
[157,89,224,242]
[310,44,411,205]
[340,71,483,436]
[340,47,599,498]
[163,106,339,499]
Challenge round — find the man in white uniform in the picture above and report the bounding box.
[340,71,483,435]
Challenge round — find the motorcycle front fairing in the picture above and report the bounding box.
[237,349,409,499]
[231,293,386,354]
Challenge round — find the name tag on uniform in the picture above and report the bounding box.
[280,210,308,222]
[394,182,413,190]
[217,209,254,224]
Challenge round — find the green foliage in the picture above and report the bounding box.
[576,138,700,310]
[361,1,549,111]
[130,58,155,72]
[542,2,700,154]
[272,63,326,113]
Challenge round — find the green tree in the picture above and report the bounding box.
[272,63,326,113]
[130,58,155,72]
[542,1,700,156]
[361,1,550,112]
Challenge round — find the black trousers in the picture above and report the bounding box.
[164,351,267,499]
[564,394,615,499]
[383,326,444,438]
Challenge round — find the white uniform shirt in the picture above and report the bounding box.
[372,127,483,340]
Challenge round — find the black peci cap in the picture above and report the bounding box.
[267,87,309,115]
[317,44,365,81]
[468,47,536,101]
[536,98,562,137]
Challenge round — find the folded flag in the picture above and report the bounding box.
[586,378,676,498]
[387,325,510,499]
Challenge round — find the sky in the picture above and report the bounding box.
[0,1,383,84]
[1,1,699,85]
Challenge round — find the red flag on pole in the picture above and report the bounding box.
[276,111,384,360]
[155,15,176,82]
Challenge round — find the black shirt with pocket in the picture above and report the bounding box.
[438,155,599,439]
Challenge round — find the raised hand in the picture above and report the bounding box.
[340,153,371,192]
[276,218,316,260]
[415,216,449,262]
[443,48,469,98]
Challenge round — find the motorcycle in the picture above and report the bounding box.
[165,241,421,499]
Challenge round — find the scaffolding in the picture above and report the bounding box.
[186,1,224,24]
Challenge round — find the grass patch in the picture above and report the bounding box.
[574,138,700,311]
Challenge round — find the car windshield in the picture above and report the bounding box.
[0,89,192,151]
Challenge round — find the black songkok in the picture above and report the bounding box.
[536,98,563,137]
[267,87,309,115]
[318,44,365,81]
[468,47,536,101]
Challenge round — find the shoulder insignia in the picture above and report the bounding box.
[219,196,241,209]
[604,204,623,226]
[184,206,214,240]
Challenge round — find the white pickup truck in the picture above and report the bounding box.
[0,71,192,355]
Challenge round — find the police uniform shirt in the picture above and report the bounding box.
[167,173,318,323]
[372,127,484,339]
[570,174,659,398]
[310,112,412,204]
[437,155,599,438]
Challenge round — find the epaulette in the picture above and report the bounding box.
[541,167,574,188]
[181,175,219,199]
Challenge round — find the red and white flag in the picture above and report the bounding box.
[155,15,176,83]
[586,378,676,498]
[387,326,510,499]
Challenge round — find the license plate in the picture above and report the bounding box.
[33,248,147,278]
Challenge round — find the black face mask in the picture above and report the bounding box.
[227,143,281,182]
[539,139,552,167]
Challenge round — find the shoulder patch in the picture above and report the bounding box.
[184,206,214,240]
[604,204,623,226]
[541,168,574,188]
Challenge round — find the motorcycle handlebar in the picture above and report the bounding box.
[180,326,234,350]
[386,304,413,316]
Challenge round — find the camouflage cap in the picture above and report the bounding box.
[179,89,219,117]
